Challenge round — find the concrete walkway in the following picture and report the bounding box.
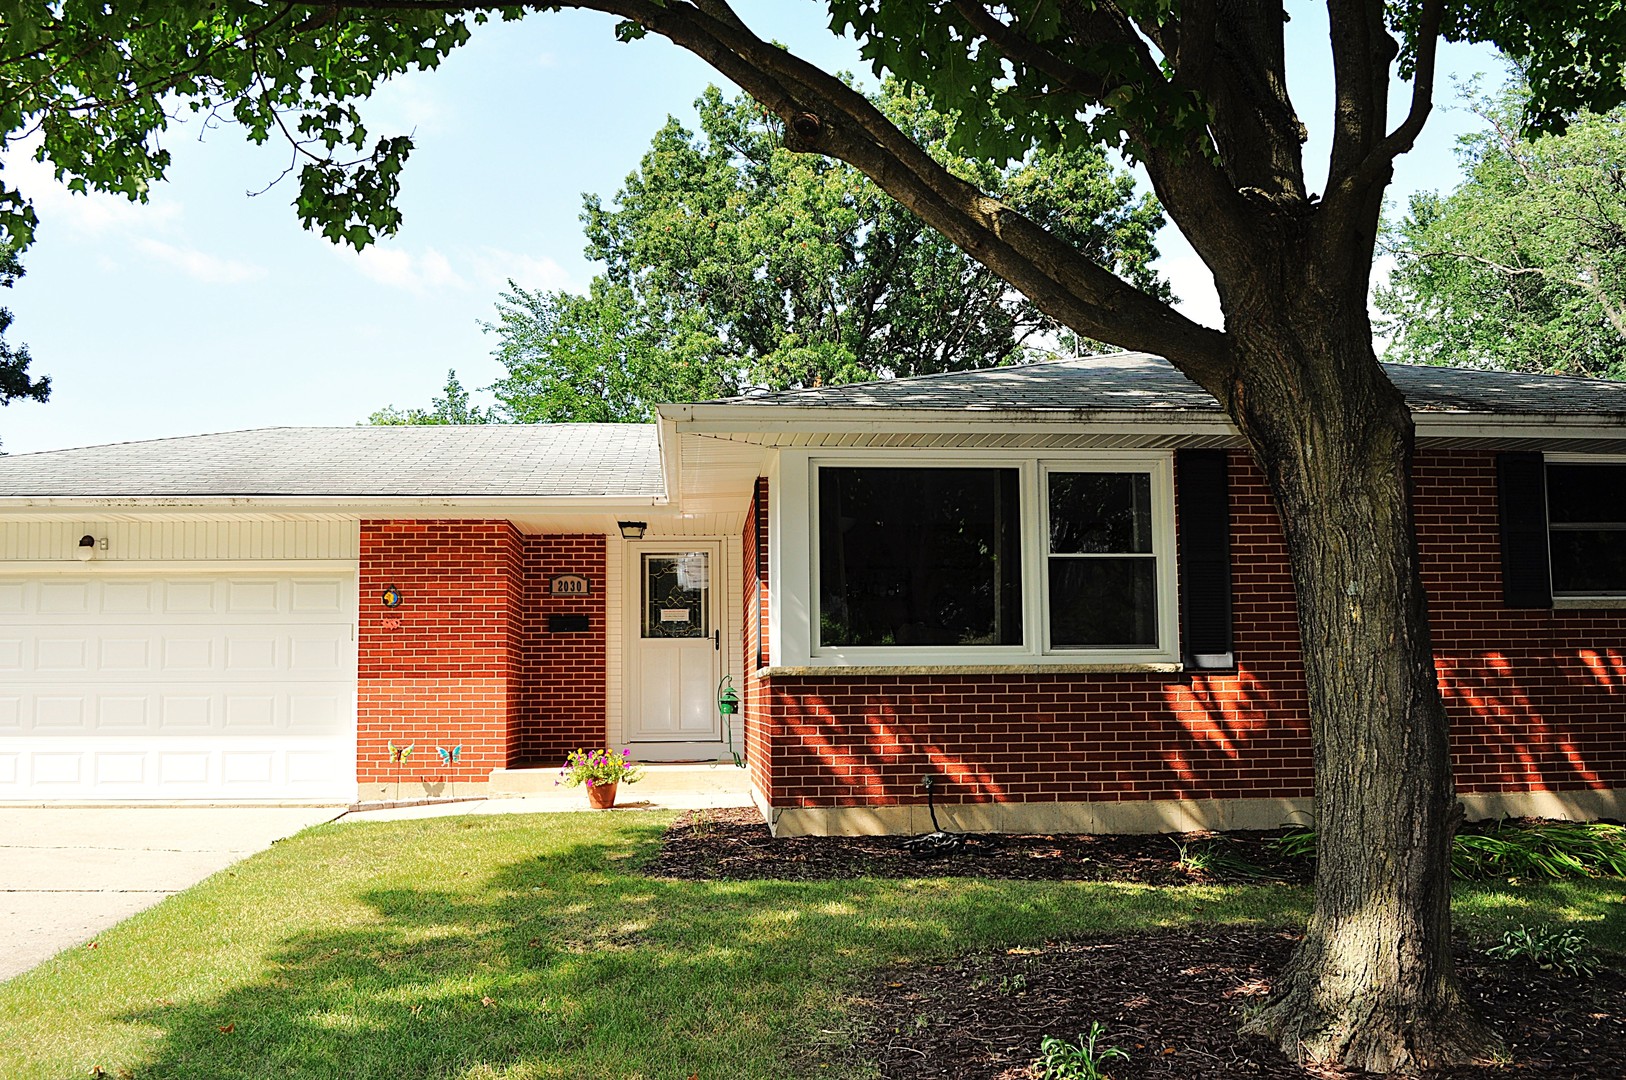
[341,762,756,823]
[0,806,339,982]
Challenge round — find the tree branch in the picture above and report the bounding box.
[561,0,1231,383]
[1325,0,1444,205]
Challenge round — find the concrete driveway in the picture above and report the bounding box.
[0,806,340,982]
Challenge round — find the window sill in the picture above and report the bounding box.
[755,662,1184,677]
[1552,596,1626,610]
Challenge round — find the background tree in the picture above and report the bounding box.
[369,370,493,425]
[5,1,1626,1070]
[0,246,50,451]
[380,83,1166,423]
[1378,80,1626,379]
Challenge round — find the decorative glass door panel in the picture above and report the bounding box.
[642,553,710,639]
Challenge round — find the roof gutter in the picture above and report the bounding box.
[661,402,1626,443]
[0,493,669,514]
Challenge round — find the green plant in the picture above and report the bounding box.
[1272,820,1626,881]
[997,973,1028,994]
[1271,827,1318,861]
[1451,821,1626,881]
[1173,839,1268,879]
[1486,924,1598,978]
[1036,1022,1129,1080]
[557,748,645,790]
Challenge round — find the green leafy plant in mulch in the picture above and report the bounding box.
[1172,838,1270,880]
[1035,1021,1130,1080]
[1487,924,1600,978]
[1273,819,1626,881]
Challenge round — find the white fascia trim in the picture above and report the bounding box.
[0,494,670,515]
[656,412,683,512]
[666,403,1626,443]
[664,404,1236,438]
[1414,414,1626,440]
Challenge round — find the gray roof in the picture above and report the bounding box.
[0,425,663,499]
[720,352,1626,417]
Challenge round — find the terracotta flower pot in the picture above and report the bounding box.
[587,781,618,809]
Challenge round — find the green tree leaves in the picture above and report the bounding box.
[384,82,1165,423]
[1378,79,1626,380]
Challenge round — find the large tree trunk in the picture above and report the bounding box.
[1224,280,1498,1071]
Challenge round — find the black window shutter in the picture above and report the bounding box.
[1496,452,1553,608]
[1177,449,1234,667]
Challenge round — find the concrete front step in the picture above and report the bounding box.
[488,761,753,800]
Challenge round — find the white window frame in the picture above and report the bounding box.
[771,448,1180,668]
[1545,453,1626,601]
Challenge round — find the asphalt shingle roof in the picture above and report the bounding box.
[719,352,1626,417]
[0,424,663,499]
[6,355,1624,500]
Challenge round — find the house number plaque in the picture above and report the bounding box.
[550,574,591,596]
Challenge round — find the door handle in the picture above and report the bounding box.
[714,629,720,651]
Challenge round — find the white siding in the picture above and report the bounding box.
[0,519,359,564]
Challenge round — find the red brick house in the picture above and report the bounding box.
[2,354,1623,835]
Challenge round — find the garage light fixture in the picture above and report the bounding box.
[77,534,95,562]
[617,521,647,540]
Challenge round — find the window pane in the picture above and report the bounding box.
[1048,558,1158,647]
[1550,531,1626,594]
[818,467,1022,647]
[1049,473,1153,553]
[643,553,709,639]
[1548,464,1626,525]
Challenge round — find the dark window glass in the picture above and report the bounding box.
[1047,471,1159,648]
[1049,473,1153,553]
[818,467,1022,647]
[1547,464,1626,594]
[1049,559,1158,646]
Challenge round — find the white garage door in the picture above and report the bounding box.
[0,573,356,802]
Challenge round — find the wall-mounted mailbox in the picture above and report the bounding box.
[548,614,590,633]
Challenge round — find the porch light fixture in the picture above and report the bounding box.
[618,521,647,540]
[76,534,95,562]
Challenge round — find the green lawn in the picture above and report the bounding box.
[2,812,1621,1080]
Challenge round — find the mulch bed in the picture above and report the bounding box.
[846,928,1626,1079]
[648,809,1626,1078]
[644,806,1312,885]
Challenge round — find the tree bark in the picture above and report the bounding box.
[1219,271,1498,1071]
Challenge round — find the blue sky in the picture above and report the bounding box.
[1,3,1502,454]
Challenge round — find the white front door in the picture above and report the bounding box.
[628,547,720,745]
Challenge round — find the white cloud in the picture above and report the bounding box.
[352,245,470,295]
[467,247,579,293]
[369,77,455,137]
[3,143,181,237]
[134,238,265,284]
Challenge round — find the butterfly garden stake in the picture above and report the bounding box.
[387,740,414,802]
[436,743,462,797]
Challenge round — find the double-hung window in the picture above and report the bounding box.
[1547,461,1626,597]
[798,453,1177,666]
[1045,468,1160,648]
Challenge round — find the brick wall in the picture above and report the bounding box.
[512,534,608,764]
[752,450,1626,810]
[358,520,522,784]
[1421,451,1625,795]
[357,521,608,785]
